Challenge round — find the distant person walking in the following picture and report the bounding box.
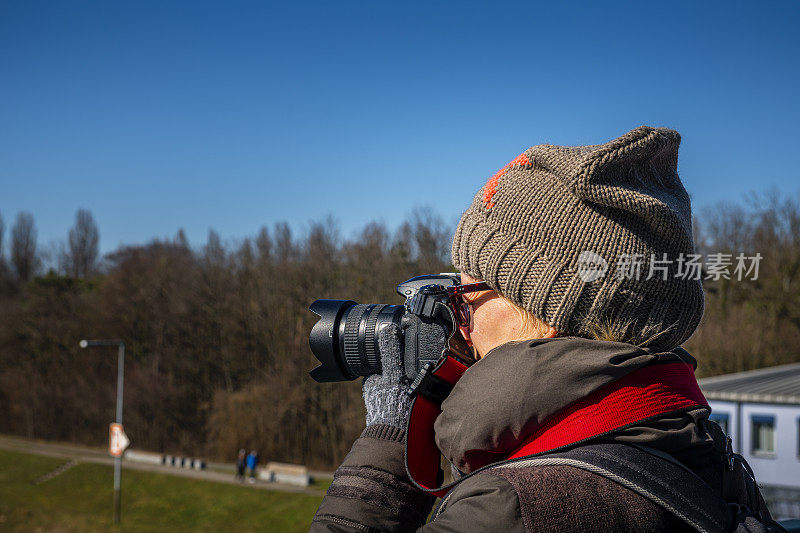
[246,450,259,483]
[235,449,246,482]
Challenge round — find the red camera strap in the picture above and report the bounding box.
[405,355,469,497]
[405,359,709,498]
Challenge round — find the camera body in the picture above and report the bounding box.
[308,274,473,383]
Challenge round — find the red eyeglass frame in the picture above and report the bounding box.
[445,282,492,327]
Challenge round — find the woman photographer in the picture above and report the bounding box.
[310,126,775,532]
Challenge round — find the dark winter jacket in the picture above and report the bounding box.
[310,337,770,532]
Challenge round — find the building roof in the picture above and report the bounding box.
[699,362,800,405]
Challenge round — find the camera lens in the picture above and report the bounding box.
[309,299,404,382]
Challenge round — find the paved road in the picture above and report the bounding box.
[0,434,328,496]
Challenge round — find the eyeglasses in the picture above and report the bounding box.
[446,282,492,327]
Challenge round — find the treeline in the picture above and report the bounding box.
[689,192,800,375]
[0,208,452,468]
[0,195,798,469]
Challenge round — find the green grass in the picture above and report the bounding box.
[0,449,324,532]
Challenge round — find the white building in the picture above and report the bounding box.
[699,362,800,519]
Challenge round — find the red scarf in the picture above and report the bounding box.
[405,356,708,497]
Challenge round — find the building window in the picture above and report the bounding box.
[709,412,729,435]
[751,415,776,456]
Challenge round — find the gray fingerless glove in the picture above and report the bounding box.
[363,323,413,428]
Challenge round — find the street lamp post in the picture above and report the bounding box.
[79,339,125,525]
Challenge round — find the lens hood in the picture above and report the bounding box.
[309,299,357,382]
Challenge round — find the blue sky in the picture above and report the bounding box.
[1,1,799,255]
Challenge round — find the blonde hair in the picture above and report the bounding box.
[582,316,677,348]
[498,294,552,341]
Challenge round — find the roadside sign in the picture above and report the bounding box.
[109,423,130,457]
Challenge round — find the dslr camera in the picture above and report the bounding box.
[308,274,475,385]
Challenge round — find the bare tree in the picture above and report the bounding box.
[255,226,272,261]
[67,209,99,278]
[409,207,452,272]
[0,212,8,287]
[204,229,225,266]
[10,212,39,282]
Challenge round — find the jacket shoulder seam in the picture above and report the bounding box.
[434,471,522,523]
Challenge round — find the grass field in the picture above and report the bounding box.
[0,449,324,532]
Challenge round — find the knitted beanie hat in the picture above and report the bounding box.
[451,126,704,350]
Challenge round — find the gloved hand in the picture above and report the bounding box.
[363,323,413,428]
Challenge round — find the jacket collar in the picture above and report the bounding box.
[434,337,711,473]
